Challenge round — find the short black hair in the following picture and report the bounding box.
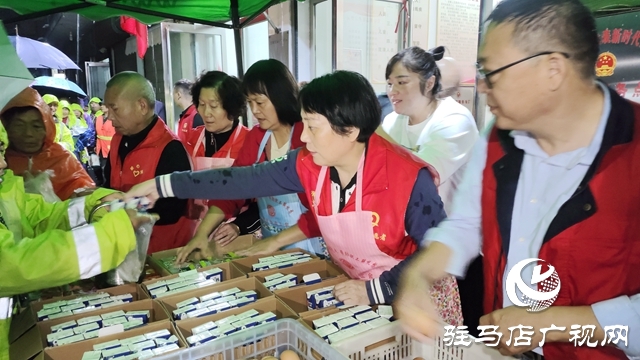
[487,0,598,79]
[174,79,193,94]
[242,59,301,126]
[386,46,444,98]
[299,71,379,143]
[1,106,37,123]
[192,71,246,121]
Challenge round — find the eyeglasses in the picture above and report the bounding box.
[476,51,570,89]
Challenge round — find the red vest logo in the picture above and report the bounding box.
[595,52,617,77]
[130,164,144,177]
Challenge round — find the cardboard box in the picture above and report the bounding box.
[146,235,257,277]
[42,320,186,360]
[141,261,246,298]
[248,259,345,284]
[9,283,148,347]
[230,248,317,274]
[273,276,348,315]
[10,299,170,360]
[158,277,273,315]
[174,297,297,340]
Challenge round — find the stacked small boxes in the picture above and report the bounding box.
[312,305,394,344]
[306,286,341,310]
[46,310,151,347]
[145,268,224,299]
[79,329,179,360]
[250,252,312,272]
[185,309,276,347]
[37,293,134,321]
[171,287,259,320]
[261,273,298,291]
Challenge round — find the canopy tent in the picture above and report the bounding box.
[0,0,287,76]
[1,0,639,75]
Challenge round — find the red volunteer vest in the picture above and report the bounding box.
[482,88,640,359]
[177,105,200,144]
[110,119,196,254]
[295,133,440,260]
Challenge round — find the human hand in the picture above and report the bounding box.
[100,192,124,203]
[124,179,159,207]
[212,223,240,246]
[480,306,545,355]
[334,280,370,306]
[175,233,213,264]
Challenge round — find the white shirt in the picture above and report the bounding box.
[425,83,640,356]
[382,97,478,214]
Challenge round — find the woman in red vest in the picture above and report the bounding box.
[177,60,325,263]
[184,71,250,222]
[126,71,462,324]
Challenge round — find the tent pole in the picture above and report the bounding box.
[230,0,245,78]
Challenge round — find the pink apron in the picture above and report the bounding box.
[191,125,243,170]
[189,126,242,219]
[313,153,463,325]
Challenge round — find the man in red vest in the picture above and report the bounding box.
[395,0,640,359]
[173,79,203,144]
[103,71,196,253]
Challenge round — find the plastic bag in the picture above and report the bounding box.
[105,216,156,285]
[90,198,156,285]
[22,169,61,203]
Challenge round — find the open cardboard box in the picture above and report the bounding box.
[10,299,168,360]
[248,259,345,284]
[42,320,186,360]
[273,276,348,315]
[158,277,273,316]
[9,283,148,345]
[141,261,246,298]
[146,235,257,277]
[230,248,317,274]
[174,297,298,340]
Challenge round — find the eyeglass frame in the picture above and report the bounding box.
[476,51,571,89]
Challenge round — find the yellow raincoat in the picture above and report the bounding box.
[57,100,88,137]
[41,95,75,153]
[0,122,136,360]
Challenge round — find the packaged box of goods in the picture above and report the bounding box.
[146,235,255,276]
[174,297,297,348]
[231,249,317,274]
[300,305,392,344]
[272,276,348,314]
[37,299,170,350]
[159,277,273,320]
[142,261,244,299]
[43,320,185,360]
[30,284,146,324]
[36,293,134,322]
[249,259,346,288]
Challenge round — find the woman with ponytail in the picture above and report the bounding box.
[381,46,478,214]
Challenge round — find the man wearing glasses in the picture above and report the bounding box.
[395,0,640,359]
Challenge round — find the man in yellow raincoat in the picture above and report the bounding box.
[41,94,74,153]
[0,121,153,359]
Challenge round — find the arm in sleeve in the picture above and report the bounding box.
[24,187,120,232]
[230,201,262,235]
[152,140,192,225]
[157,148,305,201]
[0,209,135,297]
[415,114,479,183]
[366,168,446,304]
[591,295,640,356]
[422,122,489,277]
